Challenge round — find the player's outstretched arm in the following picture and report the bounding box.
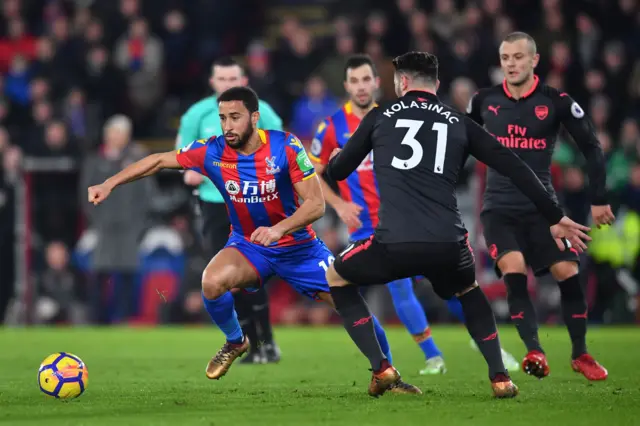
[555,93,614,227]
[324,109,376,183]
[176,105,205,186]
[87,151,180,206]
[250,176,325,246]
[465,117,591,251]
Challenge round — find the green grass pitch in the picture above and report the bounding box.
[1,325,639,425]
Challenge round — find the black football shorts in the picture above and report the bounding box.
[480,209,580,278]
[333,235,476,300]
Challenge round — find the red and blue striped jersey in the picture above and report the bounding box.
[176,130,317,247]
[309,102,379,240]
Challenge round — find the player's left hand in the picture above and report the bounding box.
[329,148,342,160]
[250,226,285,247]
[550,216,592,253]
[591,205,615,228]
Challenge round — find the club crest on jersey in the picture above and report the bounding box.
[534,105,549,120]
[225,180,240,195]
[265,156,281,175]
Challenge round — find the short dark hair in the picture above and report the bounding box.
[502,32,537,54]
[344,54,378,80]
[217,86,259,113]
[392,51,438,85]
[212,56,245,75]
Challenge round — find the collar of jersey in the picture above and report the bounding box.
[257,129,268,144]
[405,90,438,100]
[232,130,268,157]
[502,75,540,100]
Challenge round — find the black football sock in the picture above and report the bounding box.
[558,274,588,359]
[458,286,507,379]
[330,285,387,372]
[233,291,260,351]
[251,287,274,344]
[504,273,543,353]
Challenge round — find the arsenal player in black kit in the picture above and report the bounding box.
[468,32,614,381]
[321,51,592,399]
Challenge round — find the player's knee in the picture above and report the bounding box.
[325,264,349,288]
[550,261,579,282]
[454,281,479,298]
[386,279,412,299]
[201,270,229,300]
[497,251,527,275]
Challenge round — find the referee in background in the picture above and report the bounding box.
[176,57,283,364]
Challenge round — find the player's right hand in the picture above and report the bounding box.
[184,170,204,186]
[336,201,363,229]
[591,204,615,228]
[550,216,591,253]
[87,184,112,206]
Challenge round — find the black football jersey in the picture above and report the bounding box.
[467,76,607,213]
[324,90,564,244]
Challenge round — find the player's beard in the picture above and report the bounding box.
[351,93,374,110]
[225,126,254,150]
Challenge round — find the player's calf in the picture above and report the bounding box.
[456,283,518,398]
[200,248,261,379]
[498,251,544,356]
[551,261,597,371]
[317,291,422,395]
[550,262,584,342]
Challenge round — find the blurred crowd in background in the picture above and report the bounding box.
[0,0,639,327]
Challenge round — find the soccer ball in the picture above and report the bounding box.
[38,352,89,399]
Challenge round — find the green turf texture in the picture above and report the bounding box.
[0,326,638,425]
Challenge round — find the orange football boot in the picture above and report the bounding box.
[206,337,250,380]
[368,361,401,397]
[388,379,423,395]
[491,373,519,398]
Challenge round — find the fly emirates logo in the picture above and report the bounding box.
[491,124,547,150]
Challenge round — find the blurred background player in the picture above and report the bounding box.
[468,32,613,380]
[88,86,421,394]
[311,54,519,374]
[176,57,283,364]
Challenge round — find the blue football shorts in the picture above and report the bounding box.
[224,234,335,300]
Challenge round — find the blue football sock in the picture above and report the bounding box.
[387,278,428,334]
[372,315,392,364]
[388,278,442,359]
[201,291,244,344]
[447,297,465,323]
[417,332,442,359]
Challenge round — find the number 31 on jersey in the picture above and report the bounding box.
[391,119,447,174]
